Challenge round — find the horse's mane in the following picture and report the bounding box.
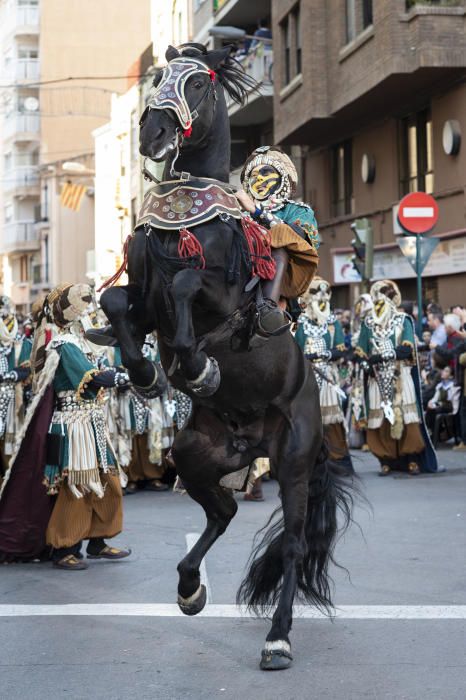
[177,42,260,106]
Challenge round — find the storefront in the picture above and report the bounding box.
[331,230,466,310]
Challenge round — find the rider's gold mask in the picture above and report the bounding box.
[249,165,281,201]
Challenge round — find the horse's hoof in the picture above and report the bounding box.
[133,362,167,399]
[177,584,207,616]
[186,356,220,397]
[260,642,293,671]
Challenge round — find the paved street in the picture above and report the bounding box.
[1,448,465,700]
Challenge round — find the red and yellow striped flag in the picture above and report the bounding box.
[60,182,87,211]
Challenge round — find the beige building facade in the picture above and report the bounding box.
[91,0,194,289]
[0,0,152,310]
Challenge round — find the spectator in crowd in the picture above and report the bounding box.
[425,365,457,434]
[452,305,466,334]
[456,348,466,450]
[428,311,447,350]
[421,359,442,410]
[434,314,464,379]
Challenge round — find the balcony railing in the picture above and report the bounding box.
[226,46,273,112]
[1,221,40,253]
[6,59,40,82]
[3,3,39,34]
[4,153,39,168]
[3,166,39,192]
[406,1,464,8]
[3,112,40,141]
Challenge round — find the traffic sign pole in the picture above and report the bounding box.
[416,235,423,338]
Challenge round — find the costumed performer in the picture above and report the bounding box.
[295,278,353,473]
[354,280,438,476]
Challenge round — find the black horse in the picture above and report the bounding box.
[98,44,355,670]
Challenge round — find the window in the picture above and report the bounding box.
[280,3,302,87]
[362,0,373,28]
[130,110,139,164]
[4,152,12,172]
[331,140,353,217]
[18,0,39,5]
[20,255,28,283]
[4,203,13,223]
[399,108,434,195]
[294,5,302,75]
[346,0,356,43]
[281,15,291,85]
[346,0,373,44]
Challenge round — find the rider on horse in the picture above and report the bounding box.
[236,146,319,335]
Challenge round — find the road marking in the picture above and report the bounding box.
[0,605,465,618]
[185,532,213,604]
[403,206,434,218]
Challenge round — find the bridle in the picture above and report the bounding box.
[141,57,217,140]
[140,57,218,181]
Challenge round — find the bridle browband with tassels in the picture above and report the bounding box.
[143,57,217,140]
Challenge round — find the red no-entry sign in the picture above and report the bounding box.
[397,192,439,235]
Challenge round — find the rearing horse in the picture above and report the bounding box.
[98,43,355,671]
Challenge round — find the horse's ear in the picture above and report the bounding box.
[204,45,233,70]
[165,45,180,62]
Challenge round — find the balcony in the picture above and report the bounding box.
[227,47,273,126]
[6,58,40,83]
[212,0,270,26]
[1,221,40,254]
[3,166,39,195]
[3,3,40,36]
[3,112,40,142]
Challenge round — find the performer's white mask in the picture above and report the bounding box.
[370,281,400,327]
[305,280,332,324]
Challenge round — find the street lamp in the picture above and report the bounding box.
[209,25,272,45]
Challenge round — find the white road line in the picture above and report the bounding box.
[185,532,213,604]
[0,605,465,619]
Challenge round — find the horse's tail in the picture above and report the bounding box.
[236,445,357,615]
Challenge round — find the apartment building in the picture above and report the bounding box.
[192,0,274,180]
[272,0,466,308]
[0,0,152,310]
[0,0,41,310]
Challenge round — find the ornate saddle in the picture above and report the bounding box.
[136,178,242,231]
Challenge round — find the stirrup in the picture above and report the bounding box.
[256,300,291,338]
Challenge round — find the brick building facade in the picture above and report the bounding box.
[272,0,466,309]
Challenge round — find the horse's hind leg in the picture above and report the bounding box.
[259,458,310,670]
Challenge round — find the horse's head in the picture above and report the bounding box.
[139,43,256,163]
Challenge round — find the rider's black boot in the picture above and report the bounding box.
[85,324,118,347]
[256,248,290,337]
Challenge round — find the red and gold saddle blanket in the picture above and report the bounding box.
[137,179,242,231]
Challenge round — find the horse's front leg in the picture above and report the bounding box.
[100,286,167,396]
[171,269,220,397]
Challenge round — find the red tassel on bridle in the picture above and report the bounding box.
[183,123,193,138]
[178,227,205,269]
[98,235,131,292]
[241,217,276,280]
